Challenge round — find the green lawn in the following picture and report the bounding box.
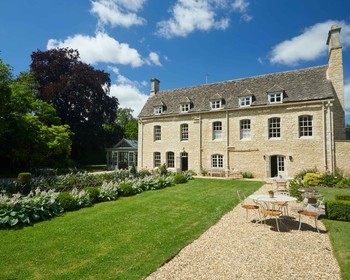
[316,186,350,280]
[0,178,262,280]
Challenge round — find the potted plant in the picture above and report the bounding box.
[268,190,274,198]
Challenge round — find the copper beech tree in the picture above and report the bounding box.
[30,48,120,164]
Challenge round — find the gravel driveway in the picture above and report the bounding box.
[146,183,341,280]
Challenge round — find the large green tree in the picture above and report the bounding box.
[116,107,138,140]
[0,60,73,171]
[30,48,119,164]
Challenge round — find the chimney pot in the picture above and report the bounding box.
[150,78,160,96]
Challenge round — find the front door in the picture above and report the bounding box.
[270,155,285,177]
[181,152,188,172]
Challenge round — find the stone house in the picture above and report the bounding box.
[138,25,349,178]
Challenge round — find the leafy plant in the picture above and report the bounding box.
[85,187,100,204]
[242,172,254,178]
[57,192,79,212]
[173,173,188,184]
[303,173,323,186]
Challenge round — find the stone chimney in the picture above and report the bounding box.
[326,24,345,140]
[150,78,160,96]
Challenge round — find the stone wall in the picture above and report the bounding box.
[138,101,338,178]
[335,141,350,175]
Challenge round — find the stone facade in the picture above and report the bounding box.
[138,25,350,178]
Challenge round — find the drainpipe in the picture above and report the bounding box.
[328,101,334,173]
[322,102,327,173]
[226,110,229,177]
[199,114,202,172]
[139,119,143,169]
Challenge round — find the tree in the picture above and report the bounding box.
[0,65,73,171]
[0,58,13,142]
[125,119,138,140]
[116,107,138,140]
[30,48,119,164]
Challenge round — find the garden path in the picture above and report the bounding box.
[146,183,341,279]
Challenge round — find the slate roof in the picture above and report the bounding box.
[109,138,138,150]
[139,65,334,118]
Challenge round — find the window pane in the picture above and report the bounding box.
[269,118,281,138]
[299,115,313,137]
[213,121,222,140]
[154,153,161,167]
[154,126,161,141]
[167,152,175,168]
[211,154,223,168]
[240,119,251,139]
[181,124,189,141]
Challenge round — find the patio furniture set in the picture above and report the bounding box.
[237,179,325,232]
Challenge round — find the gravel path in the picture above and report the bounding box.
[146,183,341,280]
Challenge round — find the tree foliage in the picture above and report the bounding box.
[0,59,73,171]
[30,48,119,164]
[116,108,138,140]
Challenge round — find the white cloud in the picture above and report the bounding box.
[147,52,162,66]
[90,0,146,29]
[156,0,230,38]
[270,20,350,66]
[232,0,249,12]
[108,66,148,117]
[47,32,144,67]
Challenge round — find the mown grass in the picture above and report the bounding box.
[316,187,350,280]
[0,178,262,280]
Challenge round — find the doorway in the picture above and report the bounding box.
[181,152,188,172]
[270,155,285,177]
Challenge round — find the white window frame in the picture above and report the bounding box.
[210,100,222,110]
[299,115,313,137]
[212,121,222,140]
[180,123,189,141]
[154,152,161,167]
[240,119,251,140]
[154,125,161,141]
[166,151,175,168]
[269,117,281,138]
[180,103,190,113]
[154,106,163,115]
[211,154,223,168]
[268,92,283,104]
[239,96,252,107]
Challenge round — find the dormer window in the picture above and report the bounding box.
[268,92,283,104]
[180,103,190,113]
[154,106,163,115]
[210,100,222,110]
[239,96,252,107]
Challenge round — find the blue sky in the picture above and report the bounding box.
[0,0,349,123]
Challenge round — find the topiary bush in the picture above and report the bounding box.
[17,172,32,195]
[57,192,79,212]
[118,182,136,197]
[85,187,100,204]
[173,173,188,184]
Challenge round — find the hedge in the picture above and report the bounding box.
[326,200,350,222]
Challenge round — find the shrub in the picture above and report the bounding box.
[294,167,318,180]
[99,181,119,201]
[17,172,32,185]
[303,173,322,186]
[288,179,304,201]
[334,194,350,201]
[326,200,350,221]
[118,182,136,197]
[85,187,100,204]
[336,177,350,188]
[57,192,79,212]
[242,172,254,179]
[173,173,188,184]
[200,169,208,176]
